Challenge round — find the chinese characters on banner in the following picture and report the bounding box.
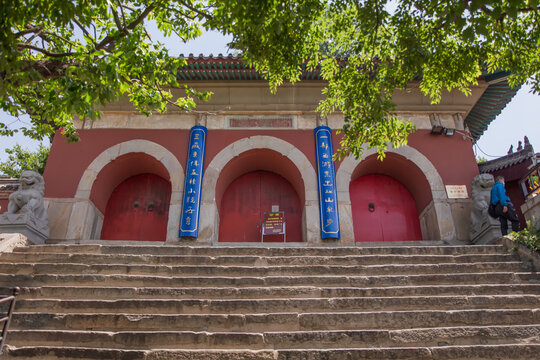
[179,126,207,237]
[314,126,340,239]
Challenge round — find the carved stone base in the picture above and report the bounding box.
[471,222,501,245]
[0,213,49,245]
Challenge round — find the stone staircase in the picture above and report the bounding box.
[0,243,539,359]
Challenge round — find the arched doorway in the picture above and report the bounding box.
[350,174,422,242]
[219,170,302,242]
[101,173,171,241]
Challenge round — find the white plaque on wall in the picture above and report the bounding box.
[445,185,468,199]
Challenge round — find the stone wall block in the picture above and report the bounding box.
[230,137,254,157]
[129,114,196,129]
[66,201,91,240]
[433,200,456,240]
[450,199,473,242]
[288,149,314,178]
[170,191,183,203]
[206,114,226,129]
[198,202,218,243]
[419,201,440,240]
[166,203,182,241]
[297,114,317,129]
[521,195,540,224]
[338,203,355,244]
[87,147,120,173]
[201,166,220,203]
[45,200,74,240]
[432,189,448,200]
[252,136,280,153]
[439,114,455,129]
[77,169,98,192]
[82,204,97,240]
[93,113,129,128]
[327,114,345,129]
[336,191,351,205]
[157,154,183,188]
[305,190,319,203]
[75,190,91,200]
[93,214,104,240]
[399,113,431,130]
[304,203,320,245]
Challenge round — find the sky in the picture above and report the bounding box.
[1,29,539,163]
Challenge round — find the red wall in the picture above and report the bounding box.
[0,198,9,213]
[43,129,190,199]
[44,128,479,213]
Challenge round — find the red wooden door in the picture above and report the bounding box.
[101,173,171,241]
[350,174,422,242]
[219,171,302,242]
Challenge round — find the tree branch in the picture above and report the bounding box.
[41,31,76,47]
[14,25,42,38]
[72,18,97,46]
[117,0,127,28]
[17,43,74,58]
[178,0,213,21]
[95,3,156,51]
[111,5,124,31]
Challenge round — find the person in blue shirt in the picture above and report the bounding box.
[490,175,520,235]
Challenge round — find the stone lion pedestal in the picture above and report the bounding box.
[0,213,49,245]
[0,171,49,245]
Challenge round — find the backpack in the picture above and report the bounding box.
[488,203,498,218]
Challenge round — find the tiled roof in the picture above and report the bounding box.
[177,54,321,81]
[478,145,536,173]
[463,71,521,143]
[178,55,518,141]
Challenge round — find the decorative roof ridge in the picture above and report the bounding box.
[478,144,537,173]
[0,178,19,192]
[181,53,241,60]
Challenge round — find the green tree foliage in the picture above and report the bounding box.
[476,156,488,163]
[0,143,50,177]
[1,1,539,159]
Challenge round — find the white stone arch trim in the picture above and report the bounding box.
[335,145,455,241]
[73,139,184,241]
[199,136,319,244]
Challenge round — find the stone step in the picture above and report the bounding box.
[0,252,521,266]
[12,244,508,256]
[2,243,538,359]
[6,283,540,301]
[6,325,540,350]
[11,309,540,332]
[13,295,540,314]
[0,272,531,289]
[4,344,540,360]
[0,262,529,277]
[278,344,540,360]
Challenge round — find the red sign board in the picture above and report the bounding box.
[262,212,285,235]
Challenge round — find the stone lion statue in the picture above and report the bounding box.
[7,170,48,225]
[470,173,496,239]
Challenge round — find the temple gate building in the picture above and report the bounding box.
[41,55,519,245]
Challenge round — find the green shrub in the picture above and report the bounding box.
[508,219,540,253]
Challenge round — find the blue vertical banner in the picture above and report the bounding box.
[314,126,341,239]
[179,126,207,237]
